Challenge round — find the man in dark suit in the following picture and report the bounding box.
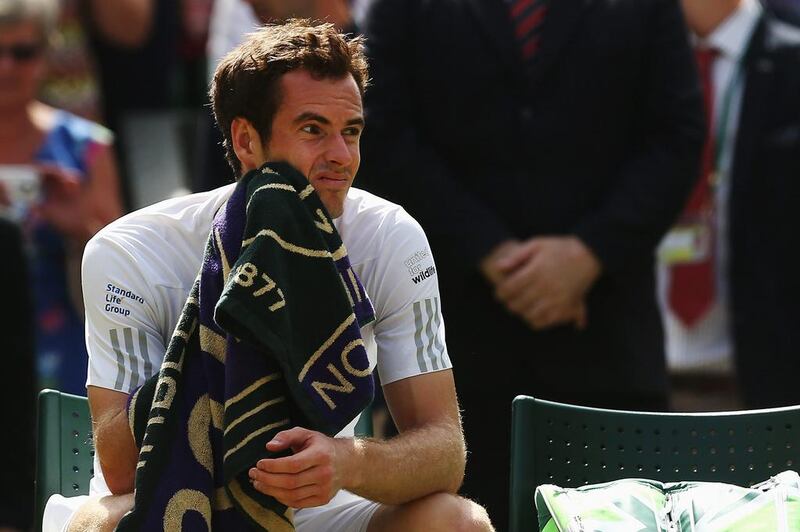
[665,0,800,408]
[355,0,704,526]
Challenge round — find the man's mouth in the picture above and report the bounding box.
[314,173,350,187]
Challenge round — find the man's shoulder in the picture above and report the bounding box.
[90,186,235,250]
[341,187,427,248]
[83,185,235,285]
[344,187,420,230]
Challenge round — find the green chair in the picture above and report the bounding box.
[509,395,800,532]
[35,389,94,532]
[354,403,374,437]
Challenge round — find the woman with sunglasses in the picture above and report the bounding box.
[0,0,123,404]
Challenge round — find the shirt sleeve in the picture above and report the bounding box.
[82,235,167,393]
[367,211,452,385]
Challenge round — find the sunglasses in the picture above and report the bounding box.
[0,43,42,62]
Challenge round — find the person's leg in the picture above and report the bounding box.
[367,493,493,532]
[65,493,134,532]
[295,490,493,532]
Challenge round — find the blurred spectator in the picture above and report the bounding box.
[0,219,35,532]
[39,0,102,121]
[660,0,800,409]
[356,0,703,526]
[0,0,123,395]
[40,0,156,125]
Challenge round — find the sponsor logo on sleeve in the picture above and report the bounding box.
[103,283,145,317]
[404,248,437,285]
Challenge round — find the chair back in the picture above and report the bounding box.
[509,395,800,532]
[35,389,94,532]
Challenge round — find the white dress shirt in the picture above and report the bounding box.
[657,0,762,373]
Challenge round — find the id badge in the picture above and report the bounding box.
[658,221,712,265]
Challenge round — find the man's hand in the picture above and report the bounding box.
[248,427,359,508]
[492,236,601,330]
[480,239,522,286]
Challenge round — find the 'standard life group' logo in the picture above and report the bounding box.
[404,248,436,285]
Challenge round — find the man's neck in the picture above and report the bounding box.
[682,0,743,38]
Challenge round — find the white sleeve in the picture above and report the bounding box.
[367,213,452,385]
[82,235,166,393]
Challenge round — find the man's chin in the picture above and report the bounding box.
[319,197,345,218]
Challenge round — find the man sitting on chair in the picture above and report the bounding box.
[43,20,494,532]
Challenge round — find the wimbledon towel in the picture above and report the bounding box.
[117,162,375,531]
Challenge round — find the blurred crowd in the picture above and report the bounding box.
[1,0,799,529]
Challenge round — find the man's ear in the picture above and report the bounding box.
[231,118,265,173]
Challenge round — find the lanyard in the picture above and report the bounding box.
[711,59,745,182]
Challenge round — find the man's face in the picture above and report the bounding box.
[262,69,363,218]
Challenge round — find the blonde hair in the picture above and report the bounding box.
[0,0,59,40]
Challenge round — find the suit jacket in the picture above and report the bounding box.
[357,0,704,398]
[0,218,35,529]
[729,13,800,407]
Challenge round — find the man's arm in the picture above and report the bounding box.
[81,233,166,495]
[249,370,464,507]
[87,386,138,494]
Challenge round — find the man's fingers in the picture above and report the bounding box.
[265,426,311,452]
[249,464,325,490]
[495,239,542,272]
[256,450,315,474]
[502,287,540,315]
[249,462,335,507]
[495,261,543,302]
[525,301,586,330]
[250,479,321,505]
[524,301,555,330]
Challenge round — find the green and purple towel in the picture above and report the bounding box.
[118,162,375,531]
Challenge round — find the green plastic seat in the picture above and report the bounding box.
[35,389,94,532]
[509,395,800,532]
[354,403,374,437]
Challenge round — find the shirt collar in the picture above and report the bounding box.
[697,0,762,61]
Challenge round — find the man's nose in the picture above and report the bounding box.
[325,133,353,167]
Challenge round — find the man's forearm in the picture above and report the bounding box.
[340,420,466,505]
[90,390,138,494]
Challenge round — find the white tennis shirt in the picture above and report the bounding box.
[82,184,452,437]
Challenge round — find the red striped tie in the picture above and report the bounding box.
[667,48,718,327]
[508,0,549,62]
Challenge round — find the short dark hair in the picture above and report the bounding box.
[210,19,369,176]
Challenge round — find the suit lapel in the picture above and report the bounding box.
[526,0,594,87]
[731,16,772,192]
[463,0,520,73]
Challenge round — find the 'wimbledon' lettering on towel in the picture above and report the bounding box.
[303,330,370,410]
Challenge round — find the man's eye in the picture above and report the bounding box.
[301,124,321,134]
[343,127,362,137]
